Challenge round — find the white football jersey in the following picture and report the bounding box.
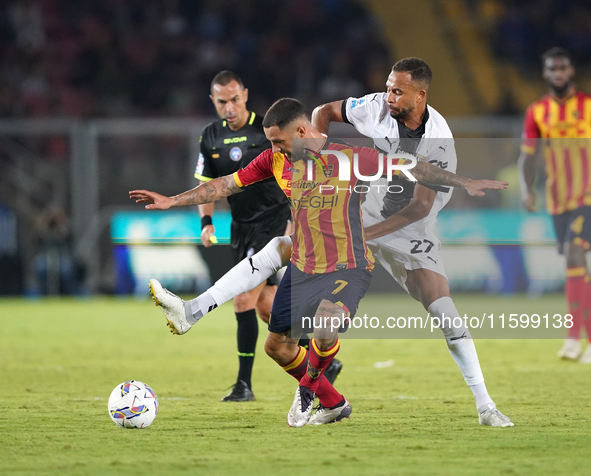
[343,92,458,236]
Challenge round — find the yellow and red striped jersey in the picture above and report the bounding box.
[234,141,405,274]
[521,90,591,215]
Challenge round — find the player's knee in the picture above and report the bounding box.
[564,241,587,267]
[256,302,271,323]
[264,333,297,364]
[255,290,274,323]
[264,341,286,364]
[256,308,270,324]
[264,335,280,359]
[267,236,292,265]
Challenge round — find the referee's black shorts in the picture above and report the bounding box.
[231,208,291,286]
[268,263,373,335]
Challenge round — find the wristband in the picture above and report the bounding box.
[201,215,213,230]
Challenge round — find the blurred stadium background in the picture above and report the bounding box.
[1,0,588,297]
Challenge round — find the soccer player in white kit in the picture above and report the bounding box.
[151,58,513,427]
[312,57,512,427]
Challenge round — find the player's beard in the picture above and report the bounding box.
[390,106,414,121]
[550,81,573,98]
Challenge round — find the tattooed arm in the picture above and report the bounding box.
[129,174,242,210]
[411,161,509,197]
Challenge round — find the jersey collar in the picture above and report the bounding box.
[222,111,256,130]
[548,87,577,104]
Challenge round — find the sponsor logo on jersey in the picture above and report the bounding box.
[350,98,365,108]
[230,146,242,161]
[292,180,321,190]
[289,194,339,210]
[223,136,248,144]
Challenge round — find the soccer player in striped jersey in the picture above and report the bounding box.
[130,98,508,426]
[518,47,591,363]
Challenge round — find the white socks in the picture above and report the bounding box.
[470,382,493,410]
[428,296,493,409]
[188,236,291,320]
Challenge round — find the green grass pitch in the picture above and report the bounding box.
[1,293,590,475]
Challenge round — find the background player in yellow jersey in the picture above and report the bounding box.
[518,47,591,363]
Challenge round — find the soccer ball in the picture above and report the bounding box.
[108,380,159,429]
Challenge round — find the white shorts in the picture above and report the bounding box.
[366,227,448,293]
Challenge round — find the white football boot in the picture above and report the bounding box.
[557,339,582,360]
[478,403,514,427]
[579,345,591,364]
[307,399,352,425]
[287,386,315,427]
[149,279,193,335]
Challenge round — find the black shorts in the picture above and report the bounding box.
[268,264,373,335]
[552,206,591,254]
[231,209,290,286]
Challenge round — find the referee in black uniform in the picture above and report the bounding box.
[195,71,291,401]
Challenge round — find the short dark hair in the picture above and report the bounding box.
[262,98,308,129]
[210,71,244,94]
[541,47,572,66]
[392,57,432,87]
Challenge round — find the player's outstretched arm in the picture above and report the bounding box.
[311,101,345,135]
[364,185,436,241]
[411,161,509,197]
[129,175,242,210]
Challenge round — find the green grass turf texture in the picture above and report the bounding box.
[1,293,590,476]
